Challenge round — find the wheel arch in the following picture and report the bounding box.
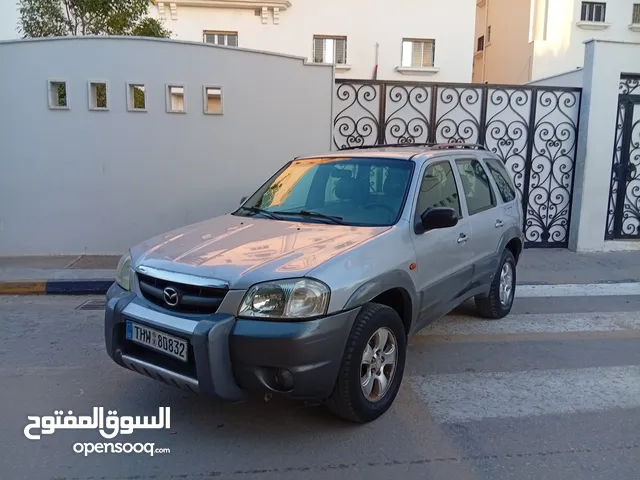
[343,270,418,336]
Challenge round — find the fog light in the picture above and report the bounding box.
[275,368,294,390]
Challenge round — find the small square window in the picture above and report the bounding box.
[580,2,606,22]
[166,84,186,113]
[204,86,223,115]
[88,81,108,110]
[203,31,238,47]
[48,80,69,109]
[401,39,435,68]
[313,35,347,64]
[127,83,147,112]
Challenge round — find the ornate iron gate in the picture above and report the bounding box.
[332,80,582,248]
[605,75,640,240]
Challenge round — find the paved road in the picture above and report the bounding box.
[2,292,640,480]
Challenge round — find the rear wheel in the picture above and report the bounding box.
[474,248,516,319]
[326,303,407,423]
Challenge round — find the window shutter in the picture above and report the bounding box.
[227,35,238,47]
[634,4,640,24]
[422,41,434,66]
[313,38,325,63]
[335,38,346,64]
[204,34,214,43]
[411,42,423,67]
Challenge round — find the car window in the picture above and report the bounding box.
[415,161,461,218]
[238,157,413,227]
[455,158,496,215]
[484,158,516,203]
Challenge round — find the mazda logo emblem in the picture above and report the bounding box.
[163,287,179,307]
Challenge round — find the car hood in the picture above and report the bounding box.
[131,214,390,289]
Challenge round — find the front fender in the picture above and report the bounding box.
[342,269,419,333]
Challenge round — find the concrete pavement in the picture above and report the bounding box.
[2,249,640,294]
[2,290,640,479]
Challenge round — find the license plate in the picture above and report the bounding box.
[125,321,188,362]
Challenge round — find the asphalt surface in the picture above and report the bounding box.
[1,293,640,480]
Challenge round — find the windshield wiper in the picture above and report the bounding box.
[237,206,282,220]
[271,210,346,225]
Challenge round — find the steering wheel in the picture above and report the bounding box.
[363,203,396,216]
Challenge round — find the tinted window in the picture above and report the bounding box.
[237,157,413,226]
[415,161,461,218]
[485,158,516,203]
[455,158,496,215]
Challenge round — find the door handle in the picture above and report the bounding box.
[494,220,504,228]
[457,233,468,244]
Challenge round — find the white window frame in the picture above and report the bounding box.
[203,31,238,47]
[47,79,70,110]
[312,35,348,65]
[203,85,224,115]
[87,80,109,111]
[401,38,436,68]
[166,84,186,114]
[127,82,147,112]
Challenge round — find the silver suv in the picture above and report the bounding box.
[104,143,524,423]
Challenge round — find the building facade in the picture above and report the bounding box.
[148,0,477,82]
[473,0,640,84]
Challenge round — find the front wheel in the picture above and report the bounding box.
[474,248,517,319]
[326,303,407,423]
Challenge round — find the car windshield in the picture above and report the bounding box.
[234,157,414,226]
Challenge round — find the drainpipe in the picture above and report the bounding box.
[482,0,489,82]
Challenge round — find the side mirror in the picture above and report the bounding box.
[240,196,247,205]
[417,207,458,234]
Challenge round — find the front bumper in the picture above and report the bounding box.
[104,283,359,402]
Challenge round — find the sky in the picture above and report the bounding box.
[0,1,20,40]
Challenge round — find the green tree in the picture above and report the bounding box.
[18,0,171,38]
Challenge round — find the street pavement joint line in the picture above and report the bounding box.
[410,329,640,344]
[516,282,640,298]
[408,365,640,423]
[415,311,640,337]
[74,442,640,479]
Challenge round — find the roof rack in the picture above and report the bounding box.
[430,143,487,151]
[339,142,487,151]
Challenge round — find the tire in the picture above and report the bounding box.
[326,303,407,423]
[474,248,517,319]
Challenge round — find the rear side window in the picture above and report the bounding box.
[455,158,497,215]
[484,158,516,203]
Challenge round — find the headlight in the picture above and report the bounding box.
[115,252,132,291]
[238,278,330,319]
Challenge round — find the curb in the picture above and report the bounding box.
[0,279,114,295]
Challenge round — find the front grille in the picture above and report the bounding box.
[137,273,228,314]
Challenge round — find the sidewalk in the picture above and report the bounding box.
[1,249,640,295]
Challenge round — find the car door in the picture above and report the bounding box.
[452,155,503,287]
[410,158,474,329]
[483,156,521,233]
